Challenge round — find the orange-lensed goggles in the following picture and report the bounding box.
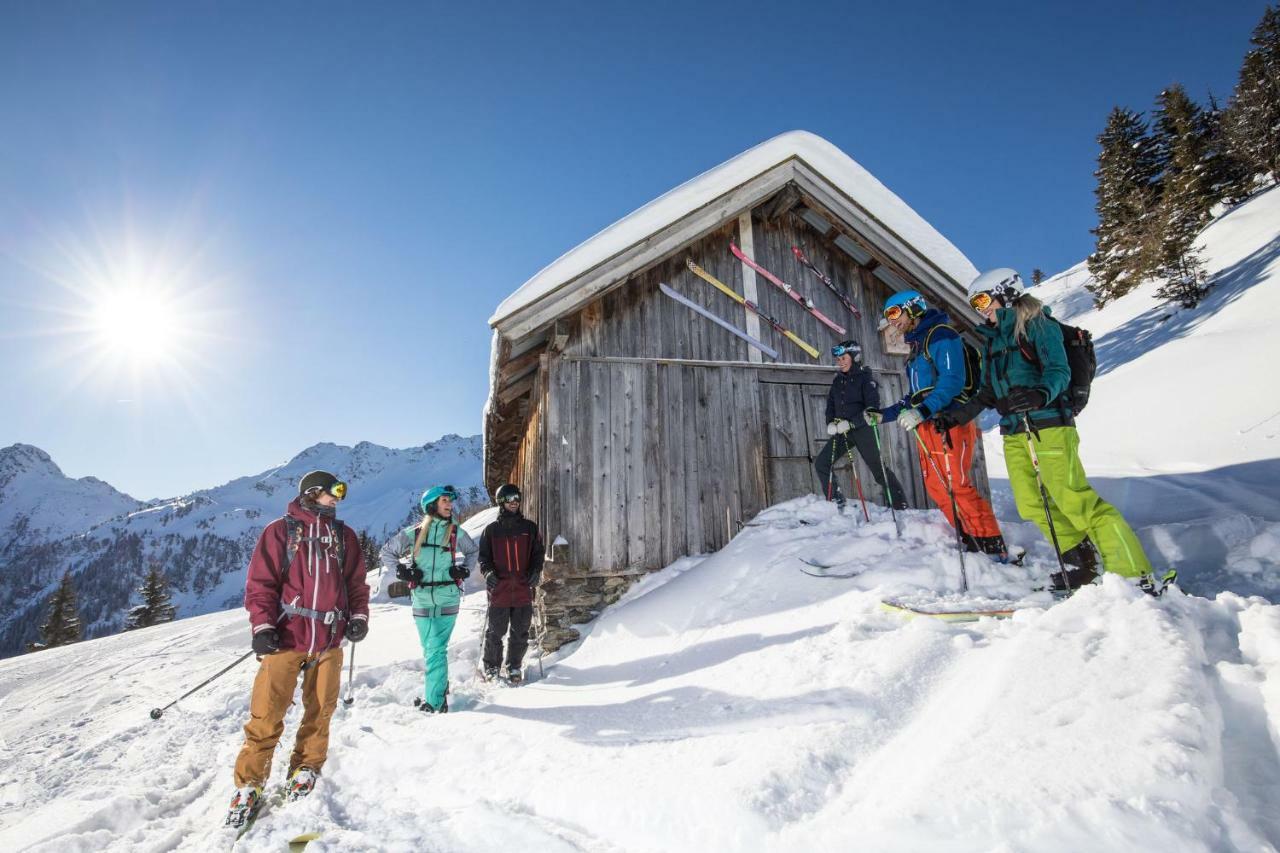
[307,481,347,500]
[882,305,905,321]
[969,291,995,312]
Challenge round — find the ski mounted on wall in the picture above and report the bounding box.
[684,259,820,359]
[729,241,846,336]
[792,245,863,319]
[658,282,780,360]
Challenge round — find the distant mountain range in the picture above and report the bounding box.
[0,435,485,657]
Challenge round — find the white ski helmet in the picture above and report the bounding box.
[968,268,1026,305]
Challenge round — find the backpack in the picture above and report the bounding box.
[281,515,346,583]
[920,323,982,403]
[1016,319,1096,415]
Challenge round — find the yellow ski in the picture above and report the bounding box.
[685,259,821,359]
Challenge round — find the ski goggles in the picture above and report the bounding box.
[969,291,996,312]
[882,305,905,321]
[306,481,347,500]
[500,494,521,504]
[831,343,859,358]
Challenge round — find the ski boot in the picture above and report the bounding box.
[1137,570,1178,597]
[414,696,448,714]
[481,665,499,682]
[286,767,318,802]
[224,785,262,828]
[505,667,524,686]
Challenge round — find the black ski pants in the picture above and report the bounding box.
[482,605,534,672]
[814,425,908,509]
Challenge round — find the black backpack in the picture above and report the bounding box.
[1017,319,1096,415]
[281,515,346,583]
[920,323,982,403]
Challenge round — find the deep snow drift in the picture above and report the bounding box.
[986,185,1280,602]
[2,497,1278,852]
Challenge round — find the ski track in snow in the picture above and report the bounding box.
[2,496,1279,852]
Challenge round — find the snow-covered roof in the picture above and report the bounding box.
[490,130,978,331]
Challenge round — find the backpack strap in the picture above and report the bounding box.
[281,516,303,585]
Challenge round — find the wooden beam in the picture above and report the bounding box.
[550,318,570,352]
[498,372,538,405]
[736,212,763,365]
[497,345,546,384]
[763,184,802,222]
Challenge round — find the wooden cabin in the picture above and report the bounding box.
[483,131,988,649]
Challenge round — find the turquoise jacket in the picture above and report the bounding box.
[974,305,1072,433]
[379,517,478,615]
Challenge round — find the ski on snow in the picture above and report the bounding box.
[792,245,863,319]
[685,259,820,358]
[729,241,846,336]
[879,598,1022,622]
[795,556,863,579]
[658,282,780,360]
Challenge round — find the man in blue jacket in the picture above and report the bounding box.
[815,339,907,511]
[865,291,1012,558]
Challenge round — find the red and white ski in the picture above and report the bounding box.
[729,241,846,336]
[792,245,863,319]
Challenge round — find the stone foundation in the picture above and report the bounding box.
[534,569,650,652]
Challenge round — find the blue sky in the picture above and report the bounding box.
[0,1,1269,499]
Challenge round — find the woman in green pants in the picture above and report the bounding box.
[935,268,1158,593]
[381,485,478,712]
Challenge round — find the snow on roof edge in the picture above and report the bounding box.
[489,130,979,328]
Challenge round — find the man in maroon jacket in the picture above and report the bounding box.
[224,470,369,828]
[478,483,545,684]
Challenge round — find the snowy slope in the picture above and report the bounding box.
[985,185,1280,601]
[0,435,485,658]
[1,497,1277,852]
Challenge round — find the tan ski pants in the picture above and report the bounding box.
[233,647,343,787]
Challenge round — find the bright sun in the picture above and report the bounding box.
[91,287,184,362]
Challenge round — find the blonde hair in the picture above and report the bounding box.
[1012,293,1044,341]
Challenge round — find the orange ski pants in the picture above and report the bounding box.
[233,647,343,788]
[914,420,1002,539]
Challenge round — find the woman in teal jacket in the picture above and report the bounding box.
[380,485,478,712]
[936,269,1155,592]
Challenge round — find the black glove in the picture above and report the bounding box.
[527,572,541,589]
[346,618,368,643]
[483,571,499,592]
[396,563,424,584]
[252,628,281,655]
[448,563,469,581]
[1001,386,1048,414]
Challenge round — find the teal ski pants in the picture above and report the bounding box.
[414,613,458,708]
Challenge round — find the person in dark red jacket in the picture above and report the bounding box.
[224,470,369,829]
[478,484,544,684]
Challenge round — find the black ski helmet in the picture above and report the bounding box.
[495,483,522,505]
[831,340,862,362]
[298,470,340,497]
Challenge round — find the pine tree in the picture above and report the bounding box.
[27,572,83,652]
[124,563,177,630]
[1031,268,1045,285]
[1087,107,1163,305]
[358,530,381,577]
[1224,6,1280,185]
[1203,92,1251,204]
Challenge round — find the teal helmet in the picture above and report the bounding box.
[882,290,928,319]
[420,484,460,514]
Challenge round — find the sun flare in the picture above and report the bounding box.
[91,287,184,363]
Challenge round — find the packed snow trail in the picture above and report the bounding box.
[1,497,1278,852]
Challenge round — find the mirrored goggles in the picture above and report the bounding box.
[831,344,859,358]
[501,495,521,504]
[969,291,995,312]
[882,305,905,321]
[307,481,347,501]
[440,485,459,501]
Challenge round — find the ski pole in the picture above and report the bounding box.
[1022,414,1069,585]
[842,435,871,522]
[825,436,838,504]
[912,428,968,593]
[149,649,255,720]
[343,643,357,707]
[870,422,902,537]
